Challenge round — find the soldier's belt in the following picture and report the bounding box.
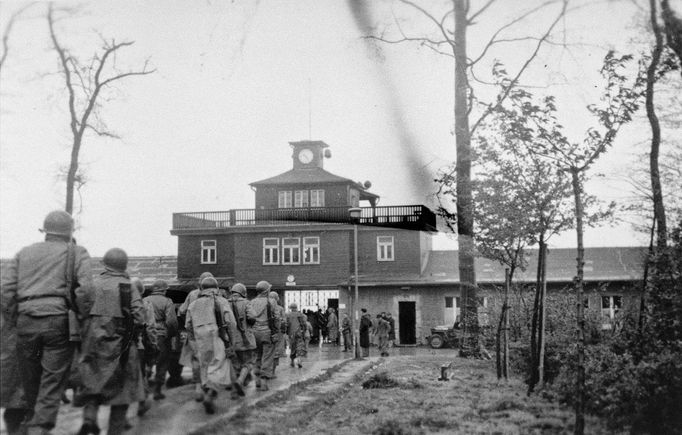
[18,293,66,302]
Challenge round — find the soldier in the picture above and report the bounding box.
[185,277,237,414]
[132,277,157,417]
[359,308,373,358]
[1,210,92,435]
[178,271,214,402]
[341,312,352,352]
[77,248,146,435]
[327,307,339,345]
[386,312,396,348]
[376,313,391,357]
[286,303,309,368]
[1,300,27,435]
[246,281,281,391]
[269,291,286,378]
[143,279,179,400]
[227,283,256,398]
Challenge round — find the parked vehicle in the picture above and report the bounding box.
[427,323,461,349]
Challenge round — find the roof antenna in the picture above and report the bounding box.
[308,77,312,140]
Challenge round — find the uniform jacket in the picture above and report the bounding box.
[341,316,351,334]
[359,313,373,348]
[228,293,256,351]
[79,268,145,405]
[375,317,390,339]
[327,311,339,341]
[387,316,396,340]
[246,292,281,332]
[286,310,308,355]
[1,238,92,318]
[186,288,237,390]
[144,288,178,338]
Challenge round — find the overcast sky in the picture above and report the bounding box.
[1,0,679,258]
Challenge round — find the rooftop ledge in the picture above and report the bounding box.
[172,205,437,233]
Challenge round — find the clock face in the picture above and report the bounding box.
[298,148,314,164]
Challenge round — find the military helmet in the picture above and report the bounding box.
[102,247,128,271]
[268,291,279,301]
[198,271,214,282]
[152,279,169,291]
[41,210,73,237]
[230,283,246,296]
[200,276,219,289]
[289,302,298,310]
[256,280,271,293]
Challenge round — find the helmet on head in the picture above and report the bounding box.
[230,283,246,296]
[268,291,279,301]
[103,248,128,271]
[198,271,214,282]
[152,279,169,292]
[289,302,298,310]
[256,280,271,293]
[41,210,73,237]
[200,277,218,289]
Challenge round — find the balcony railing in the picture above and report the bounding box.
[172,205,437,232]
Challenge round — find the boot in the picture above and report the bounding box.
[137,398,152,417]
[194,383,204,402]
[203,389,216,414]
[76,423,101,435]
[153,383,165,400]
[255,377,261,389]
[243,371,253,387]
[297,358,303,369]
[3,408,26,435]
[234,367,249,396]
[257,377,269,391]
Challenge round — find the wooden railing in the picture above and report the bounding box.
[172,205,437,232]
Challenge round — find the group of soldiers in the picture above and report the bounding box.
[0,210,313,435]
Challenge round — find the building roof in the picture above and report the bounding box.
[249,167,379,200]
[349,247,647,287]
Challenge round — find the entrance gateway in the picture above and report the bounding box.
[284,289,338,312]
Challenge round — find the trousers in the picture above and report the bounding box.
[16,314,72,430]
[253,329,275,379]
[154,336,171,386]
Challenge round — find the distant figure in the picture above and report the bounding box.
[77,248,145,435]
[143,279,179,400]
[185,277,237,414]
[341,313,352,352]
[286,303,308,368]
[133,277,157,417]
[386,312,396,347]
[318,309,328,343]
[178,271,214,402]
[308,309,320,345]
[376,313,391,357]
[1,210,93,434]
[359,308,373,358]
[327,307,339,345]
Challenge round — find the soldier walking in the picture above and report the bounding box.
[247,281,281,391]
[77,248,146,435]
[178,271,213,402]
[143,279,179,400]
[227,283,256,398]
[341,313,352,352]
[269,291,286,377]
[376,313,391,357]
[1,210,92,435]
[132,277,157,418]
[285,303,309,368]
[185,277,237,414]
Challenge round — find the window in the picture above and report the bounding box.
[201,240,216,264]
[282,238,300,264]
[310,189,325,207]
[377,236,394,261]
[601,295,622,329]
[278,191,292,208]
[303,237,320,264]
[445,297,453,308]
[263,238,279,265]
[294,190,309,208]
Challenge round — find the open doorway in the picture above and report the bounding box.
[398,301,416,345]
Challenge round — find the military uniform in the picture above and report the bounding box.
[246,281,281,391]
[185,277,237,414]
[143,280,179,399]
[78,250,145,435]
[0,211,92,434]
[228,283,256,397]
[269,292,287,376]
[286,305,309,368]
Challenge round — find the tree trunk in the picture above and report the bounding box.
[571,168,586,435]
[647,0,667,248]
[537,241,547,385]
[528,234,545,393]
[453,0,479,357]
[503,268,510,379]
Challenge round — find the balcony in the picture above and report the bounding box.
[172,205,437,232]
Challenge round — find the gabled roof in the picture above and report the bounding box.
[249,167,379,200]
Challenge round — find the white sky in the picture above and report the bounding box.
[1,0,680,258]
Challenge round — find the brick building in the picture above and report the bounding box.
[169,140,646,345]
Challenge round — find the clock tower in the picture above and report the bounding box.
[290,140,329,169]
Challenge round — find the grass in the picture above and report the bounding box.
[198,353,615,435]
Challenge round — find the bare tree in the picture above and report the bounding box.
[47,4,155,214]
[354,0,567,357]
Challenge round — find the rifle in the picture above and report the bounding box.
[213,295,232,355]
[65,241,81,343]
